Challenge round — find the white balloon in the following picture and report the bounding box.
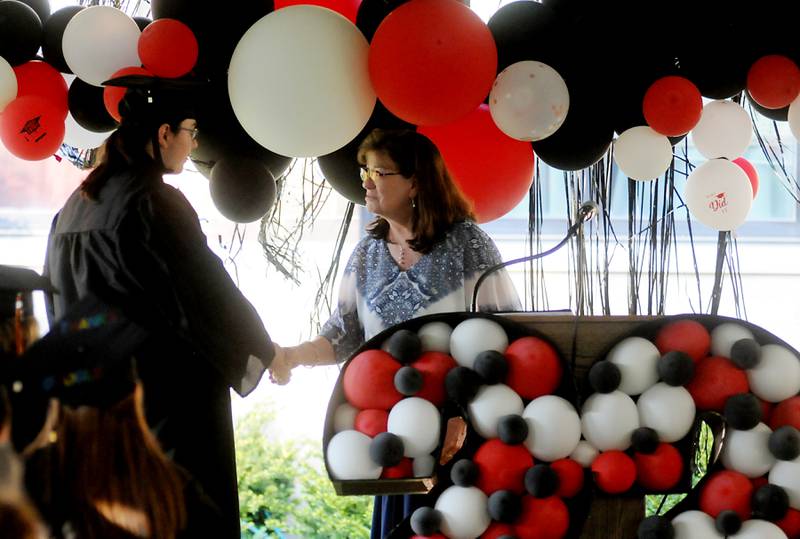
[671,510,723,539]
[691,100,752,159]
[488,60,569,142]
[637,383,696,443]
[721,423,776,478]
[789,95,800,142]
[711,322,755,358]
[522,395,582,461]
[417,321,452,353]
[413,454,435,477]
[62,6,141,86]
[747,344,800,403]
[228,6,375,157]
[769,458,800,510]
[450,318,509,369]
[613,126,673,181]
[326,430,382,480]
[434,486,491,539]
[581,391,640,451]
[0,56,17,113]
[63,111,110,149]
[606,336,661,396]
[333,402,359,433]
[467,384,523,439]
[387,397,440,458]
[684,158,753,231]
[570,440,599,467]
[732,519,789,539]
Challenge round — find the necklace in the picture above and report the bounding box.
[397,243,406,268]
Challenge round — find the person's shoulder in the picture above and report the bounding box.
[447,220,493,245]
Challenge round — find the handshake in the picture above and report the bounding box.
[268,339,332,385]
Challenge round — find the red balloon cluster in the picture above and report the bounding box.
[342,349,403,409]
[747,55,800,109]
[138,18,198,78]
[643,75,702,137]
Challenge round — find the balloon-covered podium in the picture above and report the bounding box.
[322,312,800,539]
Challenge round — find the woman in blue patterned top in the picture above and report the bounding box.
[270,128,520,537]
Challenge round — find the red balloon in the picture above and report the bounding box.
[642,76,702,137]
[502,336,562,400]
[354,408,388,438]
[686,356,750,412]
[751,475,769,491]
[514,496,569,539]
[591,451,636,494]
[770,396,800,431]
[138,18,198,78]
[481,522,514,539]
[550,458,584,498]
[0,96,66,161]
[410,352,457,407]
[776,508,800,539]
[699,470,753,520]
[381,457,413,478]
[654,319,711,363]
[12,60,69,119]
[369,0,497,126]
[758,397,774,426]
[274,0,361,23]
[104,66,152,122]
[343,349,403,410]
[419,105,534,223]
[473,439,534,495]
[634,443,683,491]
[733,157,759,198]
[747,55,800,109]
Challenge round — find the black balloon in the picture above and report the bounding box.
[497,414,528,446]
[450,459,479,488]
[445,366,481,406]
[631,427,660,455]
[769,426,800,461]
[473,350,508,385]
[730,338,762,369]
[724,393,762,431]
[209,157,277,223]
[752,484,790,521]
[715,510,742,536]
[488,2,564,73]
[68,78,118,133]
[658,351,695,386]
[0,0,42,66]
[588,361,621,394]
[42,6,84,73]
[488,490,522,523]
[369,432,404,468]
[18,0,48,27]
[410,507,442,537]
[638,515,675,539]
[394,366,423,396]
[747,92,790,122]
[384,329,421,364]
[524,464,559,498]
[133,16,152,32]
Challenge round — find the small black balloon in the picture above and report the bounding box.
[445,366,481,406]
[524,464,559,498]
[588,360,621,393]
[637,515,675,539]
[715,510,741,536]
[474,350,508,385]
[631,427,660,454]
[394,366,423,396]
[450,459,479,487]
[210,157,277,223]
[410,506,442,537]
[724,393,762,431]
[769,425,800,461]
[369,432,404,468]
[730,338,762,369]
[498,414,529,445]
[752,484,790,521]
[658,351,695,386]
[384,329,422,364]
[42,5,83,73]
[488,490,522,523]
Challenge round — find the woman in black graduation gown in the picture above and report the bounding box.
[43,76,274,538]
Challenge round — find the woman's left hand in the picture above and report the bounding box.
[268,344,293,385]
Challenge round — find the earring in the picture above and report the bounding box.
[411,198,417,209]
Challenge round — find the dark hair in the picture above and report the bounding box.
[80,88,194,201]
[357,129,474,253]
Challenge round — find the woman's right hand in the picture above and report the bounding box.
[268,344,294,385]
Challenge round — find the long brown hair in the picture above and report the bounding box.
[358,129,475,253]
[56,383,186,539]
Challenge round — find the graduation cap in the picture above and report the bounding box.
[101,74,208,129]
[0,265,53,320]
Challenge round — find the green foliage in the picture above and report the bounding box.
[236,401,372,538]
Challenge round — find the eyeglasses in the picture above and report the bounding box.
[359,166,402,181]
[178,127,200,140]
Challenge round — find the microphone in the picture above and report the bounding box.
[470,201,599,313]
